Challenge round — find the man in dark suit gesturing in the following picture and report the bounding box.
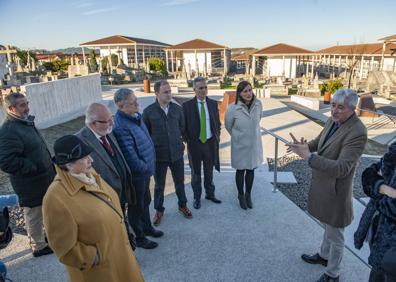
[183,77,222,209]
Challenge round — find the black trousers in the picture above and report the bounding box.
[154,158,187,212]
[369,268,396,282]
[189,138,216,200]
[127,176,153,241]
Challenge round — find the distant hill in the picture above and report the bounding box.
[50,47,95,54]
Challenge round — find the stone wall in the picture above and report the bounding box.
[0,74,102,128]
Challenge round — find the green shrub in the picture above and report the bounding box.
[319,83,328,95]
[327,79,343,94]
[89,50,98,72]
[148,57,167,75]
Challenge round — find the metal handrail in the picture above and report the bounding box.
[261,127,290,193]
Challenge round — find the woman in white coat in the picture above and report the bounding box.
[225,81,263,209]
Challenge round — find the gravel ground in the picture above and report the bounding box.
[267,155,380,211]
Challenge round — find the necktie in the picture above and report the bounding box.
[100,136,114,156]
[199,102,207,143]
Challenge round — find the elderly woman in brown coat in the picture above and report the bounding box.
[43,135,144,282]
[225,81,263,210]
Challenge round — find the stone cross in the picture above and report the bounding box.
[0,45,17,75]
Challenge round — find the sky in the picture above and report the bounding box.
[1,0,395,51]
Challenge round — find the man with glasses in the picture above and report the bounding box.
[113,88,163,249]
[0,93,54,257]
[76,102,136,212]
[182,77,222,209]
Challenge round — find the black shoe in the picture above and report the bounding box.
[193,199,201,209]
[316,273,339,282]
[205,196,222,204]
[238,194,247,210]
[245,193,253,209]
[136,238,158,249]
[32,246,53,257]
[301,253,328,266]
[145,228,164,238]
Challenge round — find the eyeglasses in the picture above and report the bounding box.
[95,120,112,124]
[94,118,113,124]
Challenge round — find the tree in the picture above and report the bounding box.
[101,56,109,73]
[148,57,167,75]
[16,50,36,66]
[89,49,98,72]
[42,60,69,73]
[111,54,119,66]
[343,44,367,88]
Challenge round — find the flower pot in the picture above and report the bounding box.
[323,91,331,104]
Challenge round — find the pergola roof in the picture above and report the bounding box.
[253,43,313,56]
[80,35,170,47]
[378,34,396,42]
[317,43,396,56]
[166,39,227,51]
[232,49,258,61]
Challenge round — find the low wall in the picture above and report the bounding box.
[291,95,320,110]
[0,74,102,129]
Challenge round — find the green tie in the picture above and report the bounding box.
[200,102,207,143]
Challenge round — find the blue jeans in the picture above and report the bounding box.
[0,194,18,208]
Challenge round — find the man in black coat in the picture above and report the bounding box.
[0,93,54,257]
[143,80,192,225]
[182,77,221,209]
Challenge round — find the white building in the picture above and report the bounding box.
[165,39,231,77]
[251,43,313,78]
[80,35,170,69]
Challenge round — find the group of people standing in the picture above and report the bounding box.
[0,77,395,282]
[0,77,263,281]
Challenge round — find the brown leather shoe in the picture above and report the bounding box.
[153,211,163,226]
[179,206,193,219]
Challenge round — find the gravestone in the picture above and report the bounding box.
[356,93,378,117]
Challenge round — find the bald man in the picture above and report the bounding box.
[76,103,136,207]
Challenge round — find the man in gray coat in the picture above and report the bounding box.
[76,103,136,207]
[287,89,367,282]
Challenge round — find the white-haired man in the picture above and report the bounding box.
[287,89,368,282]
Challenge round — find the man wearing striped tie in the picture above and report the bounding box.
[182,77,222,209]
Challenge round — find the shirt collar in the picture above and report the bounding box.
[87,126,103,140]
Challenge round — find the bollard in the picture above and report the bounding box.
[143,79,150,93]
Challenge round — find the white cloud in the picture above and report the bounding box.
[78,2,94,8]
[161,0,200,6]
[83,7,118,16]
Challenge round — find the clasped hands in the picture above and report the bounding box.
[285,133,312,160]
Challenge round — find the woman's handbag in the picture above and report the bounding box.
[86,191,136,250]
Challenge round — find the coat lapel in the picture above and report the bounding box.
[318,119,334,150]
[318,114,359,153]
[192,97,200,121]
[81,127,118,175]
